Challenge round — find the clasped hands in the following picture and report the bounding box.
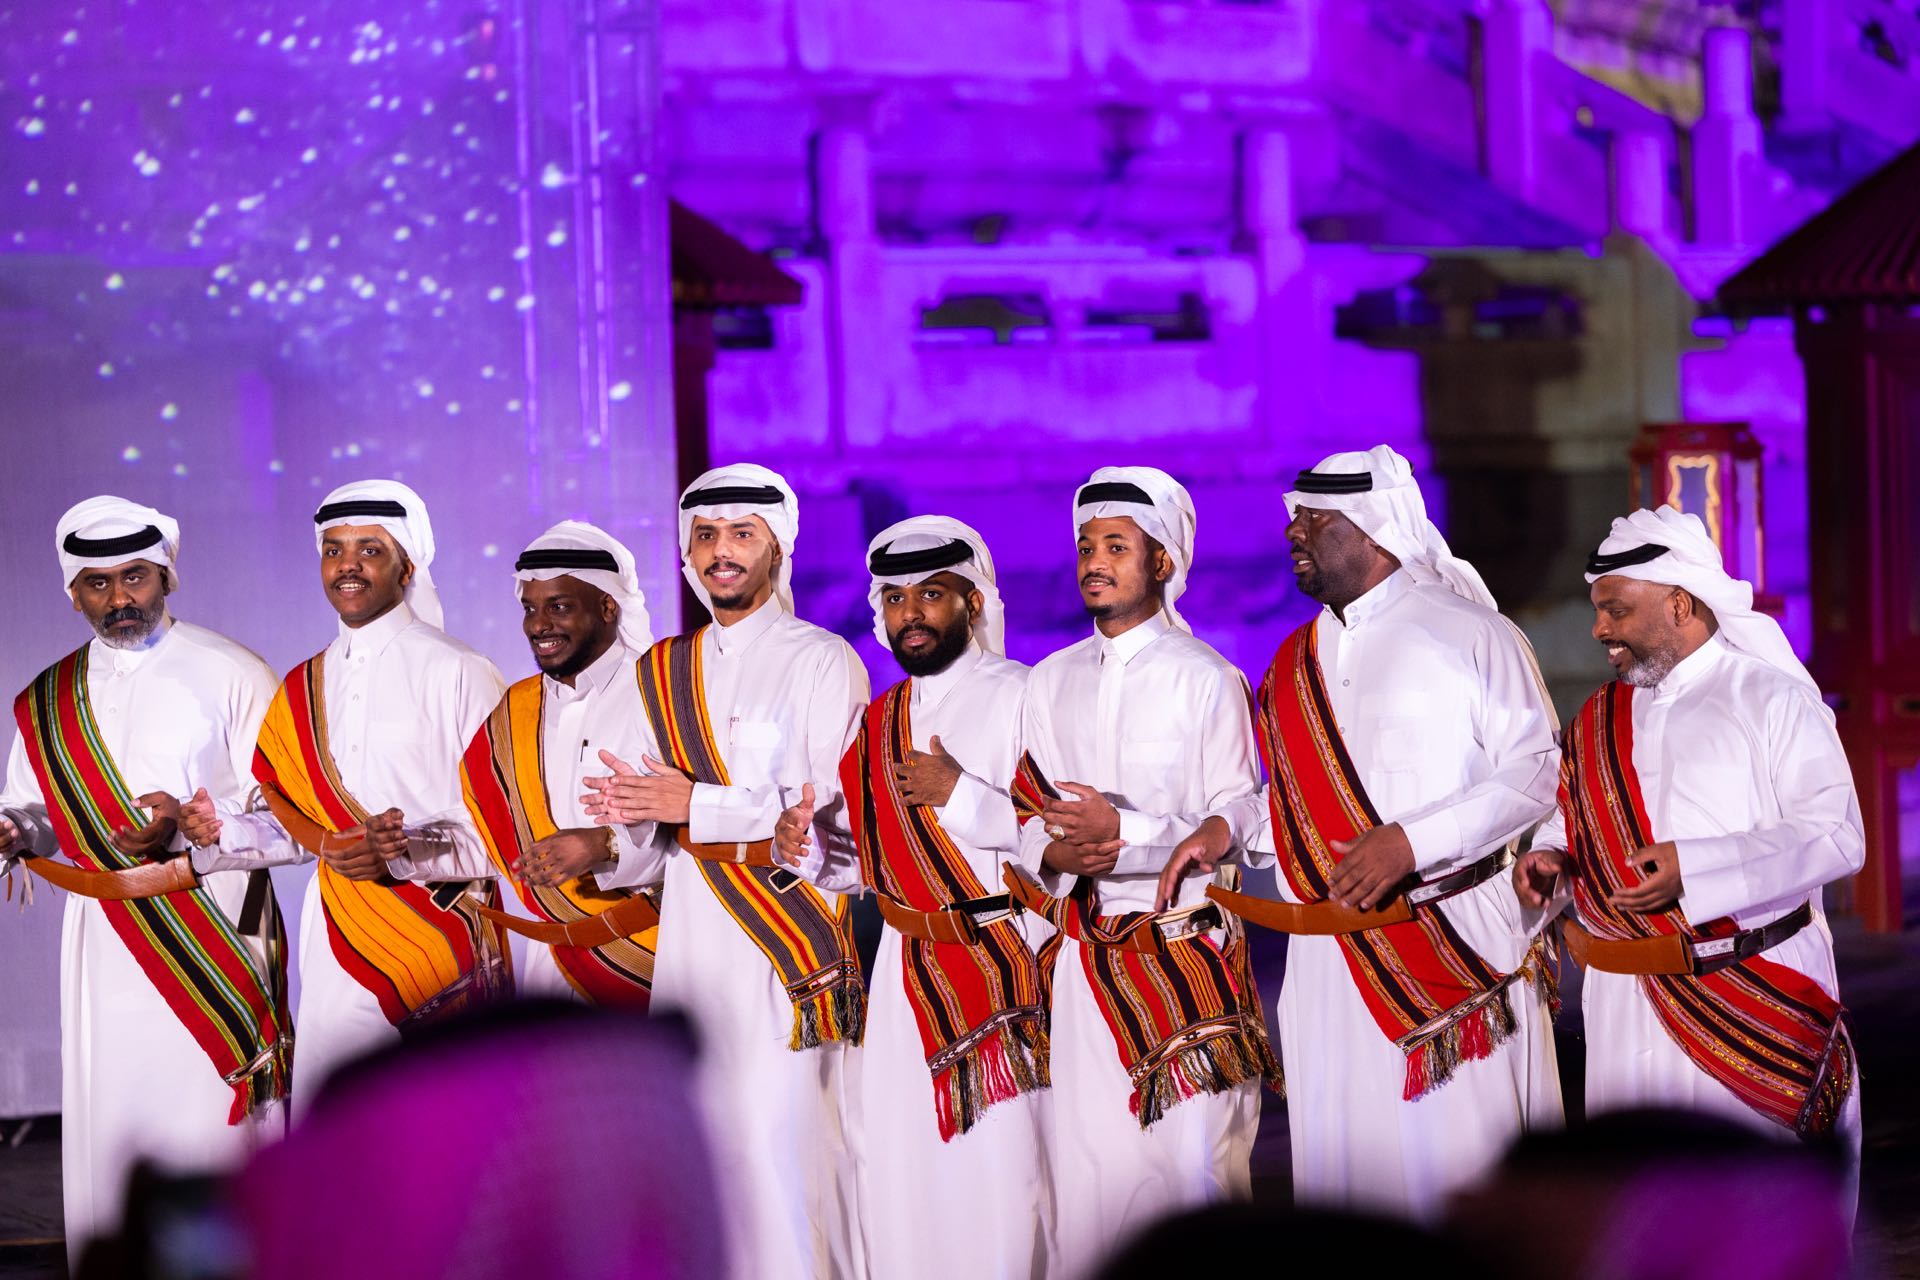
[1511,841,1681,914]
[181,786,406,881]
[1155,819,1418,913]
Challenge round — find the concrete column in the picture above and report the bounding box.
[1781,0,1830,122]
[814,121,882,453]
[1613,130,1670,246]
[1240,125,1310,441]
[1482,0,1552,202]
[1693,27,1763,246]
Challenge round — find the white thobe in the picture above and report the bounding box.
[855,642,1054,1280]
[1532,636,1864,1160]
[0,619,285,1269]
[1015,611,1263,1280]
[199,601,506,1112]
[1221,569,1565,1220]
[424,640,668,1002]
[597,599,869,1280]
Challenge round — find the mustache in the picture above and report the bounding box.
[893,624,937,642]
[704,560,745,577]
[103,606,148,627]
[1079,572,1116,586]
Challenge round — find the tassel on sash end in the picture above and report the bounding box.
[1131,1029,1267,1131]
[790,979,868,1052]
[1795,1024,1856,1141]
[931,1022,1051,1143]
[1400,987,1519,1103]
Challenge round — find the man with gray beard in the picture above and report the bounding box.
[0,497,288,1269]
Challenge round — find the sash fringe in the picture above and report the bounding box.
[791,976,868,1052]
[1134,1028,1270,1130]
[1796,1023,1856,1141]
[932,1020,1052,1143]
[1400,985,1518,1101]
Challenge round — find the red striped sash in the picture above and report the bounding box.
[841,682,1048,1140]
[15,647,289,1122]
[253,655,509,1029]
[1561,681,1854,1137]
[637,633,864,1049]
[460,674,657,1007]
[1011,751,1278,1127]
[1260,623,1529,1099]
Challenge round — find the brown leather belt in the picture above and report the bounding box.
[473,888,661,948]
[674,828,775,868]
[875,891,1014,946]
[1561,902,1813,977]
[1001,865,1221,954]
[260,781,350,859]
[1207,844,1512,936]
[16,852,199,900]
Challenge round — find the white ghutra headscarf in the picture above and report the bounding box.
[1586,506,1818,698]
[677,463,799,615]
[314,479,444,629]
[1283,444,1497,610]
[56,496,182,596]
[1072,466,1198,633]
[865,516,1005,656]
[514,520,654,655]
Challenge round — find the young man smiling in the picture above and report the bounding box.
[180,479,507,1112]
[584,463,869,1280]
[1009,466,1274,1279]
[0,497,288,1268]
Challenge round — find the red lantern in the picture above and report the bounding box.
[1628,421,1783,615]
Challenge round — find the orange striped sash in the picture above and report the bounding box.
[1562,682,1854,1137]
[842,682,1047,1139]
[638,633,863,1049]
[460,674,658,1007]
[253,655,509,1029]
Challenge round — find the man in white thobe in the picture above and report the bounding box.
[783,516,1052,1280]
[586,463,868,1280]
[180,480,505,1112]
[1165,445,1564,1220]
[1515,507,1862,1187]
[1015,467,1271,1280]
[0,497,286,1268]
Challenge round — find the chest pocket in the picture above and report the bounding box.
[1123,739,1183,768]
[1369,718,1428,774]
[727,720,785,774]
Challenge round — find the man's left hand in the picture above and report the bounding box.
[1326,822,1415,911]
[516,827,610,887]
[1609,840,1682,914]
[110,792,182,860]
[582,750,694,826]
[1041,783,1120,845]
[893,735,963,807]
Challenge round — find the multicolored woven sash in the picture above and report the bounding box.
[15,647,289,1122]
[460,674,658,1007]
[253,655,509,1029]
[1561,681,1854,1137]
[841,682,1047,1140]
[1010,751,1277,1128]
[1260,623,1531,1100]
[637,632,864,1049]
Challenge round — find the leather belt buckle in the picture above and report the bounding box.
[766,867,804,894]
[952,893,1013,928]
[428,880,475,912]
[1155,902,1221,945]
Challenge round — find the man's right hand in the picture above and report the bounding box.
[0,814,20,859]
[773,784,816,867]
[178,788,223,848]
[1040,836,1123,878]
[1512,846,1568,909]
[1155,815,1231,911]
[320,808,408,881]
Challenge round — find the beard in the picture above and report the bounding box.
[890,617,971,676]
[91,603,166,650]
[1617,638,1683,688]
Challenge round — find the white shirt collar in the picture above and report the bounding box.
[92,614,175,675]
[1651,633,1727,700]
[910,636,985,710]
[338,599,417,659]
[546,639,635,704]
[1098,608,1171,667]
[1329,568,1412,631]
[711,596,784,657]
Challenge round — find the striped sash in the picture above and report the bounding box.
[637,633,864,1049]
[1010,751,1277,1128]
[1261,623,1532,1100]
[14,647,289,1122]
[253,655,509,1029]
[841,682,1047,1140]
[459,674,659,1007]
[1561,681,1854,1137]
